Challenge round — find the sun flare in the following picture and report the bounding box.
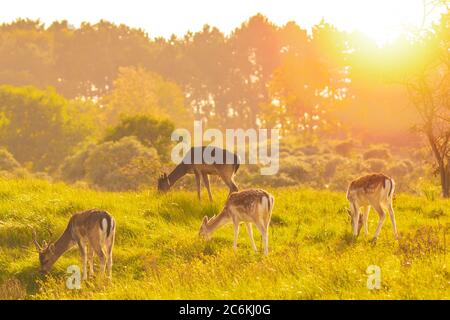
[310,0,430,46]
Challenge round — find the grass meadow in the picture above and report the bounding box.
[0,178,448,299]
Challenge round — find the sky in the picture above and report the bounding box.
[1,0,446,45]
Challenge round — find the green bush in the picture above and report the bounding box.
[323,157,345,179]
[103,114,175,161]
[363,147,391,160]
[0,148,29,178]
[58,144,94,183]
[334,140,354,157]
[0,85,94,171]
[365,159,387,172]
[388,161,411,177]
[0,148,21,171]
[60,137,161,191]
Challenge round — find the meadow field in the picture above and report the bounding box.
[0,177,448,300]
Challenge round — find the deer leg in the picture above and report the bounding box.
[246,223,257,252]
[387,201,398,239]
[194,172,201,201]
[106,231,115,279]
[263,230,269,256]
[201,173,213,201]
[233,221,239,252]
[372,204,386,241]
[88,246,95,276]
[94,246,107,276]
[218,170,238,195]
[77,240,88,281]
[255,222,269,256]
[363,206,370,236]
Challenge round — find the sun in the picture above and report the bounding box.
[322,0,428,46]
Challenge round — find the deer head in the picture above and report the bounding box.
[346,208,363,236]
[157,173,170,192]
[199,216,211,239]
[33,230,56,274]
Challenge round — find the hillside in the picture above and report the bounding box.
[0,178,448,299]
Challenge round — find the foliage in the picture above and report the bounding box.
[101,67,192,127]
[59,137,161,191]
[363,147,391,160]
[0,85,94,171]
[103,114,175,160]
[235,139,433,193]
[0,148,21,171]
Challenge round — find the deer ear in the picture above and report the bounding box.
[42,240,47,248]
[202,216,208,223]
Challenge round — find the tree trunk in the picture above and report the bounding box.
[439,164,449,197]
[444,163,450,198]
[426,129,449,198]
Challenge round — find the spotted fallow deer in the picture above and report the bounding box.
[346,173,398,241]
[33,209,116,280]
[199,189,274,255]
[158,146,240,201]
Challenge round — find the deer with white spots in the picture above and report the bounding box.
[33,209,116,280]
[199,189,274,255]
[346,173,398,241]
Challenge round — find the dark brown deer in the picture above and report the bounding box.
[33,209,116,280]
[158,146,240,201]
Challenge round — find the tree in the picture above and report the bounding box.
[0,19,54,87]
[261,20,349,135]
[103,114,175,160]
[101,67,192,127]
[402,11,450,197]
[0,85,94,171]
[228,14,282,128]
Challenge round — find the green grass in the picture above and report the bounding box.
[0,177,449,299]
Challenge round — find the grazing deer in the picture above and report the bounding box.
[33,209,116,280]
[199,189,274,255]
[158,146,240,201]
[346,173,397,241]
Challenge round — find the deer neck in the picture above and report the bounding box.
[51,224,75,261]
[206,209,231,235]
[167,163,188,187]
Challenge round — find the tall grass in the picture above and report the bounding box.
[0,178,448,299]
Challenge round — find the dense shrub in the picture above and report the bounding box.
[279,157,312,182]
[0,148,21,171]
[299,145,320,156]
[365,159,387,172]
[323,157,345,179]
[0,148,28,178]
[103,115,175,160]
[334,140,354,157]
[0,85,94,171]
[60,137,161,191]
[58,145,94,183]
[363,147,391,160]
[388,161,411,177]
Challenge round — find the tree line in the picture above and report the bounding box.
[0,10,448,195]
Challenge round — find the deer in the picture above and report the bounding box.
[199,188,274,255]
[158,146,240,201]
[346,173,398,241]
[33,209,116,280]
